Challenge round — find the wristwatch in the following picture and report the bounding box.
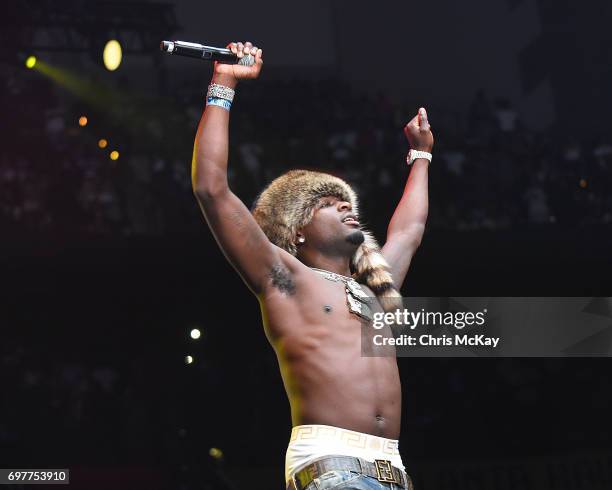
[406,149,432,165]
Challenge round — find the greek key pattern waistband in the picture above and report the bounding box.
[290,425,399,455]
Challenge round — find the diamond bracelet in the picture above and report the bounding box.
[207,83,235,103]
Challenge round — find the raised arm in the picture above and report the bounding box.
[382,108,434,289]
[192,41,285,296]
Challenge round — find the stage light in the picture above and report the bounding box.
[109,150,119,161]
[78,116,88,127]
[209,447,223,459]
[190,328,201,340]
[98,139,108,149]
[103,40,122,71]
[25,56,37,69]
[185,355,194,364]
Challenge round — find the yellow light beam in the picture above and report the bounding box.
[30,59,180,146]
[34,59,118,110]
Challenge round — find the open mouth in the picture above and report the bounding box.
[342,216,360,226]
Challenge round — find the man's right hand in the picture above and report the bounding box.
[213,41,263,86]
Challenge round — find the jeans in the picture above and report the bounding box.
[302,470,405,490]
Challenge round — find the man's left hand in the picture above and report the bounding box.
[404,107,434,152]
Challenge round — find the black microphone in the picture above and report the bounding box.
[160,40,255,66]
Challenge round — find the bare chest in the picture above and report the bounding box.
[262,271,384,342]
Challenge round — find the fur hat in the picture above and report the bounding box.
[252,169,402,311]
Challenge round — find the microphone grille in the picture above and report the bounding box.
[237,54,255,67]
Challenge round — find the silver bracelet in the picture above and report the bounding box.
[207,83,235,103]
[406,149,432,165]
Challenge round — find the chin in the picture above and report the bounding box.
[346,229,365,246]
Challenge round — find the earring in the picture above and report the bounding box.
[298,237,305,244]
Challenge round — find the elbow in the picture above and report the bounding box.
[192,174,229,202]
[192,157,229,202]
[193,183,228,203]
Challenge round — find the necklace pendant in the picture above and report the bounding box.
[346,279,370,301]
[347,292,362,315]
[347,292,372,321]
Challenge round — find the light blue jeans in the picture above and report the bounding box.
[303,470,406,489]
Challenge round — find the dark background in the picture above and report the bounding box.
[1,1,611,489]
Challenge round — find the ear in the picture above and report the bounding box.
[296,230,305,245]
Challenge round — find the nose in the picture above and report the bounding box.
[337,201,351,212]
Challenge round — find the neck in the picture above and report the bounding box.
[302,253,352,278]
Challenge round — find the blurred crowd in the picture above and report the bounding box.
[2,66,611,237]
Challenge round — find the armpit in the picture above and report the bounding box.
[268,263,296,295]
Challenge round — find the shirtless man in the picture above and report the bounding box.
[192,41,433,490]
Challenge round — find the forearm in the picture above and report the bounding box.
[387,159,429,246]
[191,74,237,197]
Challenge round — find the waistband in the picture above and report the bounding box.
[289,424,401,455]
[286,424,404,482]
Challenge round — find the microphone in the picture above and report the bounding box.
[160,40,255,66]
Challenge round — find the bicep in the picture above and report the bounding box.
[195,188,283,295]
[381,233,420,290]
